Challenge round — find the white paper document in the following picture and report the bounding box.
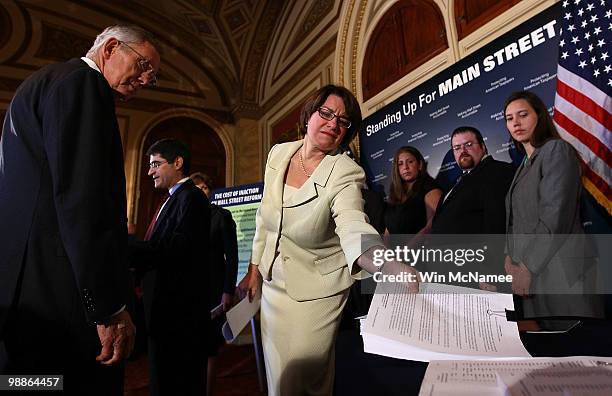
[362,282,531,361]
[222,289,261,342]
[419,357,612,395]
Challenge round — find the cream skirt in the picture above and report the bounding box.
[260,253,348,396]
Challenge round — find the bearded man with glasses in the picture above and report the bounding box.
[432,126,515,235]
[0,25,159,395]
[430,126,516,292]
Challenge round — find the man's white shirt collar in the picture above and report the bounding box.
[80,57,101,74]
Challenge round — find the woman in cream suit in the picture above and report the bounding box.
[503,91,602,329]
[238,85,418,395]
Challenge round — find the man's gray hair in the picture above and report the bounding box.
[86,25,157,58]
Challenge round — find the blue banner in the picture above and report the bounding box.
[360,4,561,194]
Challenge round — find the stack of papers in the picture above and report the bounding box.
[361,282,531,361]
[419,357,612,395]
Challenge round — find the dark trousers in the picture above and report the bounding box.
[148,332,206,396]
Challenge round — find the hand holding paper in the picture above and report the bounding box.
[237,263,262,302]
[222,288,261,342]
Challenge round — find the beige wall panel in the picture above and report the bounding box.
[458,0,558,58]
[234,118,260,184]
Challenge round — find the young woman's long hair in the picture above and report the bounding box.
[388,146,432,204]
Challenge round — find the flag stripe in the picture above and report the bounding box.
[582,176,612,215]
[556,79,612,131]
[555,3,612,215]
[577,156,612,202]
[555,93,611,150]
[556,124,611,186]
[557,65,610,108]
[553,111,612,168]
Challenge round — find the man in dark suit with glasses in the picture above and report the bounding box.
[0,25,159,395]
[129,138,211,396]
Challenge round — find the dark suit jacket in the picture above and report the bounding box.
[0,59,130,341]
[129,179,211,335]
[209,205,238,305]
[430,156,515,285]
[431,155,515,235]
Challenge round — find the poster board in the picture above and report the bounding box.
[210,182,264,284]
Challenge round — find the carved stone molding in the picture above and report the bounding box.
[36,21,91,62]
[337,0,356,87]
[233,101,264,119]
[289,0,335,52]
[261,36,336,113]
[335,0,367,157]
[0,76,23,91]
[241,0,284,103]
[0,2,11,50]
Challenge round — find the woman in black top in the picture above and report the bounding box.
[385,146,442,237]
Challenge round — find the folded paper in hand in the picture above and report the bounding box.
[222,289,261,342]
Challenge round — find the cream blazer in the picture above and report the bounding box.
[250,140,382,301]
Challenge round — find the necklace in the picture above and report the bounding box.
[298,150,312,177]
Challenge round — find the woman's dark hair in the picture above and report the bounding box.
[189,172,213,189]
[503,91,560,154]
[388,146,433,204]
[299,84,362,152]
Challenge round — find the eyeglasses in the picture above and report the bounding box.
[119,41,157,87]
[149,160,167,169]
[317,107,351,129]
[452,141,478,152]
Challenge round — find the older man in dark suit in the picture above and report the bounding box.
[129,138,211,396]
[0,25,159,395]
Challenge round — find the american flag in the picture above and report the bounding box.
[553,0,611,215]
